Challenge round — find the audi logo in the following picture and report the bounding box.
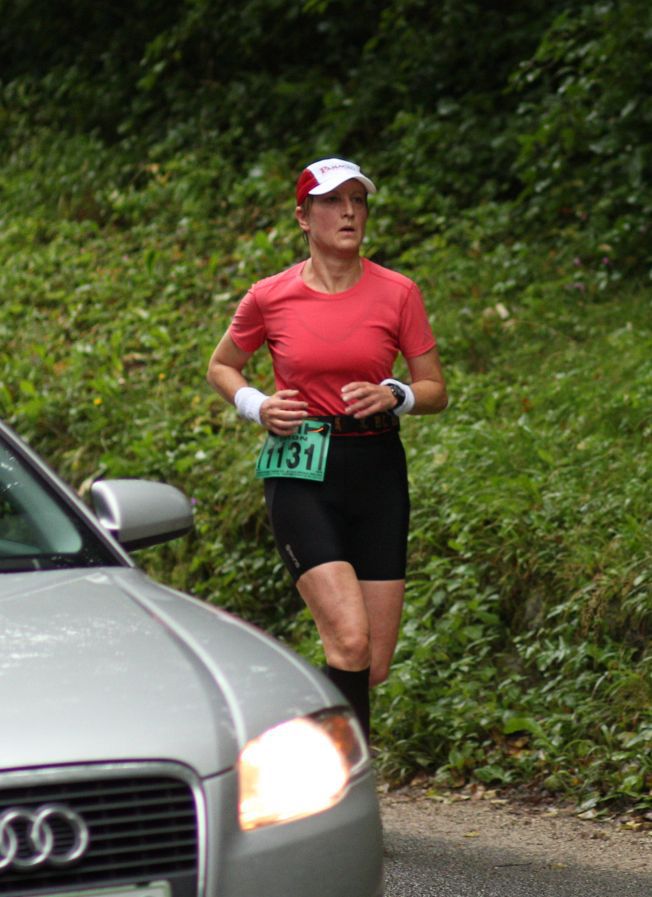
[0,804,90,872]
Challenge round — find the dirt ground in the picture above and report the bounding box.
[379,782,652,875]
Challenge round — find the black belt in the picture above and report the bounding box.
[311,412,399,435]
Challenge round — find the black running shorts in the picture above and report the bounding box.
[264,431,410,582]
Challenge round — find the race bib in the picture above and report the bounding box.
[255,420,331,482]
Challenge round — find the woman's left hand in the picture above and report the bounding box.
[341,381,396,417]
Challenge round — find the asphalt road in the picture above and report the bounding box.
[380,793,652,897]
[383,827,652,896]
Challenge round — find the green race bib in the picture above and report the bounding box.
[255,420,332,482]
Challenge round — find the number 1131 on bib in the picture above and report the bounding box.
[255,420,332,482]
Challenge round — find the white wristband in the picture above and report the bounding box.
[381,378,416,415]
[234,386,269,424]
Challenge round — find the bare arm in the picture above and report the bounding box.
[405,346,448,415]
[341,347,448,418]
[206,333,308,435]
[206,332,252,401]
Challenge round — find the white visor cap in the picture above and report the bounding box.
[296,158,377,204]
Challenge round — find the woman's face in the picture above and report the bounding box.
[296,179,369,257]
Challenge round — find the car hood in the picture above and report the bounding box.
[0,568,334,777]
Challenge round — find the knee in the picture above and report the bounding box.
[332,629,371,671]
[369,663,390,688]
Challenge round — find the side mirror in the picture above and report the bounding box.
[91,479,194,551]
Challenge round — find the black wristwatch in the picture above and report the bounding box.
[387,382,406,413]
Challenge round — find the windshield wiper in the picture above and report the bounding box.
[0,556,44,572]
[0,554,83,573]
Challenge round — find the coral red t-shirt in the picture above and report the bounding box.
[228,257,436,416]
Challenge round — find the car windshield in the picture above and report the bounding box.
[0,436,120,572]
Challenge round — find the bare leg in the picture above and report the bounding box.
[296,560,370,671]
[296,563,405,682]
[360,579,405,687]
[296,563,405,741]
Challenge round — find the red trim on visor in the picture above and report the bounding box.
[296,169,319,204]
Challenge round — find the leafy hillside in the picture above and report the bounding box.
[1,0,650,812]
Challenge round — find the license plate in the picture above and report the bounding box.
[54,882,170,897]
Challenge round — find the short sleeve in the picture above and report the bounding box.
[228,288,267,353]
[398,282,437,358]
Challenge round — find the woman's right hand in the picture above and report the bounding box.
[260,390,309,435]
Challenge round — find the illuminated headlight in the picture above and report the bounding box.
[238,711,367,831]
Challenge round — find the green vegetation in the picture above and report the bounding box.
[1,0,650,813]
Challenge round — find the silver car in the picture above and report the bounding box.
[0,421,383,897]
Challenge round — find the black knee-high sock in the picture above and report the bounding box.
[324,665,371,743]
